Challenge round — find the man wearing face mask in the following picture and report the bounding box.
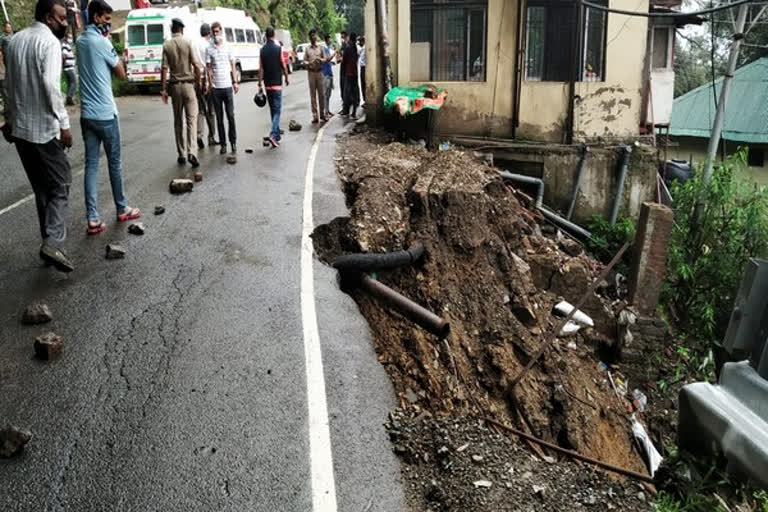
[77,0,140,236]
[1,0,75,272]
[206,21,238,156]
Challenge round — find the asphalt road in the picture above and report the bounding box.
[0,74,405,511]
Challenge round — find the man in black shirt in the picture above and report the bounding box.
[258,26,289,148]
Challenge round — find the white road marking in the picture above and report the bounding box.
[301,122,338,512]
[0,169,84,218]
[0,194,34,217]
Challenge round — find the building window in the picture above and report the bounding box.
[748,147,765,167]
[525,0,607,82]
[651,26,673,69]
[410,0,488,82]
[235,29,246,43]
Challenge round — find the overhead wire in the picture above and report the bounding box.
[582,0,759,18]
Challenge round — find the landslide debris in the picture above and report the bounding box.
[313,130,651,510]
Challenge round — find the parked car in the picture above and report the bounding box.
[295,42,309,69]
[663,159,694,188]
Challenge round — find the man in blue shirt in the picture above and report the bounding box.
[322,34,334,120]
[77,0,140,235]
[258,27,289,148]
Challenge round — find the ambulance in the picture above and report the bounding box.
[124,6,262,89]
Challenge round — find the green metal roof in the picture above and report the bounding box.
[669,58,768,144]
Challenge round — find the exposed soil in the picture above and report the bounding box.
[313,128,659,510]
[387,409,653,511]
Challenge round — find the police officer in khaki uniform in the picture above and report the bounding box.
[161,18,202,175]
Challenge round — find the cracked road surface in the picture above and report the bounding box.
[0,76,405,511]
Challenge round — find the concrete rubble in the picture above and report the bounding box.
[0,426,32,458]
[127,223,145,236]
[21,303,53,325]
[169,179,194,194]
[33,332,63,360]
[105,244,126,260]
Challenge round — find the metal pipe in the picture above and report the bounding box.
[485,418,655,483]
[359,274,450,338]
[566,144,589,220]
[499,171,592,239]
[498,171,544,208]
[610,145,633,225]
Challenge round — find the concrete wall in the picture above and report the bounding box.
[366,0,649,142]
[668,136,768,186]
[479,142,658,222]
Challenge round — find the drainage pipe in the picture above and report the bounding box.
[539,207,592,239]
[566,144,589,220]
[498,171,592,239]
[359,274,450,338]
[498,171,544,209]
[333,244,425,272]
[610,145,633,225]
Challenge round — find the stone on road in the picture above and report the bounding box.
[105,244,126,260]
[127,223,145,236]
[22,303,53,325]
[169,179,194,194]
[154,205,166,215]
[33,332,64,360]
[0,425,32,458]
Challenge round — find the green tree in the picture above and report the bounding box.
[335,0,363,34]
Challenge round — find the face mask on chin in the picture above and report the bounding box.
[214,35,223,45]
[97,22,111,36]
[51,22,67,40]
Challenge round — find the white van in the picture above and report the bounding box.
[124,7,200,89]
[124,6,262,88]
[198,7,262,82]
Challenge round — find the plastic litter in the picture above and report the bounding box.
[631,415,663,476]
[558,321,581,337]
[554,300,594,327]
[633,389,647,412]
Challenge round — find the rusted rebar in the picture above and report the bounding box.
[359,274,450,338]
[485,417,654,483]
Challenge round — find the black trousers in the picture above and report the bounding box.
[360,66,366,102]
[15,137,72,247]
[212,87,236,145]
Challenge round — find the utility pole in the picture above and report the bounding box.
[701,4,749,186]
[693,3,749,227]
[0,0,9,24]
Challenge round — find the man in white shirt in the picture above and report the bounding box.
[1,0,75,272]
[206,21,239,155]
[358,36,366,104]
[196,23,216,148]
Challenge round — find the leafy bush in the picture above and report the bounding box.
[664,151,768,342]
[584,215,636,275]
[112,77,138,97]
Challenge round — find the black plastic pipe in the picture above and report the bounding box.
[332,244,425,272]
[566,144,589,220]
[359,274,450,339]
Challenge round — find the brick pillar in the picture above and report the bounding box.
[628,202,674,316]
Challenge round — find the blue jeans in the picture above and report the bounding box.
[81,117,127,222]
[267,90,282,140]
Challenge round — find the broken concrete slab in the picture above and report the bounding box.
[169,179,194,194]
[105,244,126,260]
[21,304,53,325]
[127,223,145,236]
[0,426,32,458]
[154,205,166,215]
[34,332,63,360]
